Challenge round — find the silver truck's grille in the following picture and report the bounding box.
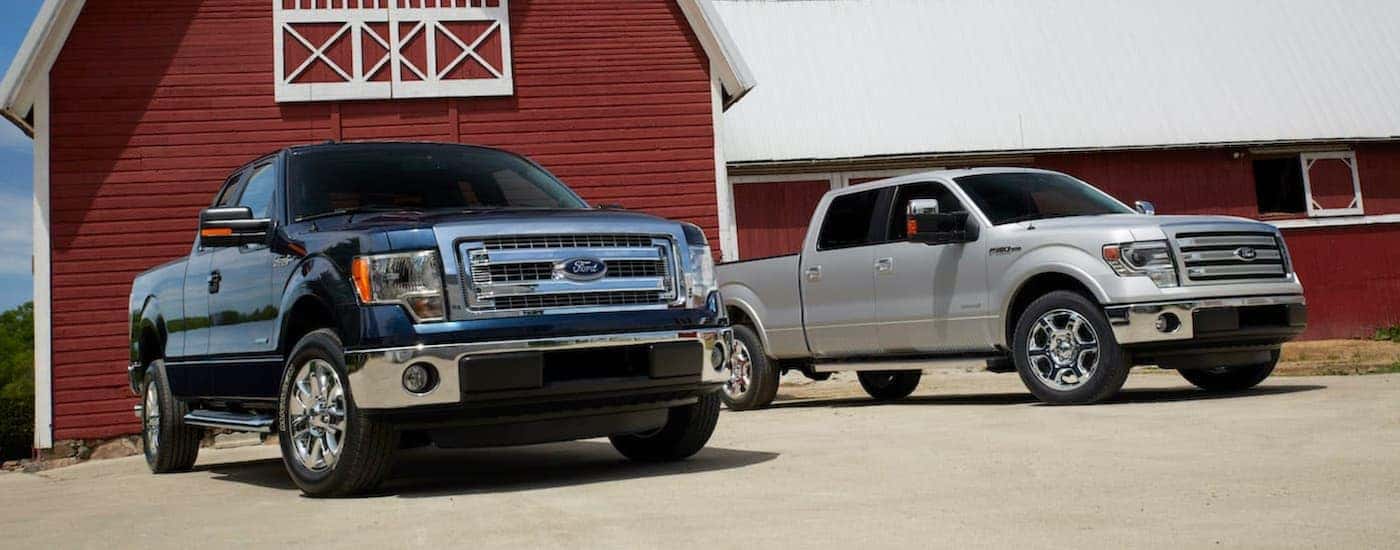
[461,234,678,313]
[1175,231,1289,283]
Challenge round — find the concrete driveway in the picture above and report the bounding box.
[3,372,1398,549]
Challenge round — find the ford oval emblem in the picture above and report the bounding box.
[1234,247,1258,261]
[560,257,607,281]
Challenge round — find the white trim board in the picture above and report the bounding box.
[1269,213,1400,230]
[32,73,52,449]
[0,0,84,135]
[710,72,739,261]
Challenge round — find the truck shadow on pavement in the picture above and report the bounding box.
[199,441,777,498]
[766,383,1325,410]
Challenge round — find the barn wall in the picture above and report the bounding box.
[47,0,715,440]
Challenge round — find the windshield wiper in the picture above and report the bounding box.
[296,205,423,223]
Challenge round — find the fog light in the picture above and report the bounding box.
[402,363,438,394]
[1155,313,1182,333]
[711,341,728,371]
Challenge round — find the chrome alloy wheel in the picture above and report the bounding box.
[289,359,348,472]
[1026,309,1101,390]
[725,339,755,399]
[143,381,160,452]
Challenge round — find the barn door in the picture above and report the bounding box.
[275,1,513,103]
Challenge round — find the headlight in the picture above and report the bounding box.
[350,251,446,322]
[680,223,718,308]
[1102,240,1179,288]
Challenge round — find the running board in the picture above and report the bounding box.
[183,410,275,433]
[812,354,1002,373]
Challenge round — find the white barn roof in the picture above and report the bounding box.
[714,0,1400,164]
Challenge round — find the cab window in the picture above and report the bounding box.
[817,189,883,250]
[236,163,277,218]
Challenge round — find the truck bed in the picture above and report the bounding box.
[716,255,808,358]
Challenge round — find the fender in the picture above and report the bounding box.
[273,254,356,353]
[128,294,166,392]
[721,291,772,353]
[994,244,1113,347]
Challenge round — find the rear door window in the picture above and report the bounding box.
[817,189,883,250]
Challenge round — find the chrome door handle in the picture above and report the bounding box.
[805,266,822,282]
[875,257,894,273]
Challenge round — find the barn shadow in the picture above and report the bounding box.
[200,440,777,498]
[765,383,1326,410]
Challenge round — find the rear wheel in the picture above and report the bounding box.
[1012,290,1131,404]
[610,391,721,461]
[141,360,202,473]
[1179,351,1279,392]
[857,370,922,400]
[720,325,779,411]
[278,329,397,497]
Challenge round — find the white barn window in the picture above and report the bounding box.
[274,0,513,103]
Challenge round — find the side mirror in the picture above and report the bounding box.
[1134,200,1156,215]
[200,207,270,248]
[907,199,978,245]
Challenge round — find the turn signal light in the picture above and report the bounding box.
[350,257,372,303]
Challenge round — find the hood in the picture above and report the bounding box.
[1012,213,1278,242]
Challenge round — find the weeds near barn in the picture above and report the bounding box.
[1374,324,1400,344]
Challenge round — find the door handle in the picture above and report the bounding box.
[207,271,222,294]
[805,266,822,282]
[875,257,894,274]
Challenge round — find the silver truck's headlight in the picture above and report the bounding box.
[1102,240,1179,288]
[351,251,446,321]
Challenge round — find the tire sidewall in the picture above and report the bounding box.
[278,329,362,491]
[723,325,778,411]
[1012,291,1129,404]
[141,363,165,467]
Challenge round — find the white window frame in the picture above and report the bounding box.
[274,1,513,103]
[1300,151,1364,217]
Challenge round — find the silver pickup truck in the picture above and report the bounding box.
[716,168,1307,408]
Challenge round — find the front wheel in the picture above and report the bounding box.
[857,370,922,400]
[1179,351,1279,392]
[277,329,398,497]
[610,391,721,461]
[1012,290,1131,405]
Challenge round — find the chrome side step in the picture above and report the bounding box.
[183,410,275,433]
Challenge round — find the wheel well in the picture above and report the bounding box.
[281,297,337,355]
[1005,272,1098,344]
[139,325,162,367]
[726,305,756,330]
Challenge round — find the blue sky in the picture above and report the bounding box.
[0,1,47,309]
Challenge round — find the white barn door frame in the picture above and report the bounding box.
[274,1,513,103]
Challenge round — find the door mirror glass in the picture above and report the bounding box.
[1134,200,1156,215]
[907,199,977,245]
[200,206,271,248]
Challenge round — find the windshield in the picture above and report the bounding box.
[288,144,587,220]
[954,172,1133,225]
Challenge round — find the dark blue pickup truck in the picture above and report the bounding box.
[127,142,734,496]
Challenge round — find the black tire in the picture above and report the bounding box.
[720,325,780,411]
[1179,350,1279,392]
[1012,290,1131,405]
[277,329,398,497]
[141,360,202,473]
[610,391,721,461]
[857,370,922,400]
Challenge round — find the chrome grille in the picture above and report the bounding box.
[1175,231,1288,283]
[460,233,678,314]
[484,234,655,250]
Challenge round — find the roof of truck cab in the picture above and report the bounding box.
[824,167,1061,195]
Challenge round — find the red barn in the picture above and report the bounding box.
[1,0,754,449]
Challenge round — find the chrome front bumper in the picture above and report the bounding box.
[345,327,733,409]
[1105,295,1306,345]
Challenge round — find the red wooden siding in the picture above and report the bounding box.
[1279,225,1400,339]
[47,0,716,440]
[733,179,828,259]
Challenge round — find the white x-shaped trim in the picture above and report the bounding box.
[283,23,354,83]
[436,21,504,79]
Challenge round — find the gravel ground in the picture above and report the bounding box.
[2,372,1397,549]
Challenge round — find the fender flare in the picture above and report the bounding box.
[273,255,349,354]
